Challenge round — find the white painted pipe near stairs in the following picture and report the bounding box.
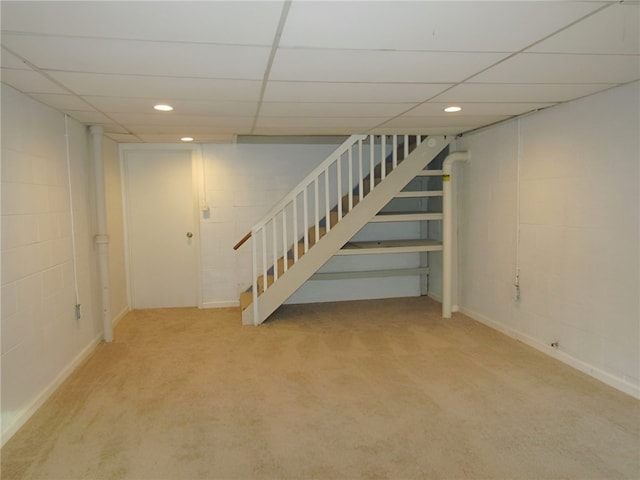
[442,151,468,319]
[89,125,113,342]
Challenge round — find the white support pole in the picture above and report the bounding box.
[442,151,469,318]
[89,125,113,342]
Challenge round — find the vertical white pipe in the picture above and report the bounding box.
[89,125,113,342]
[442,151,468,318]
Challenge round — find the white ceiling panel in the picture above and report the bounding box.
[136,133,236,144]
[28,93,93,111]
[369,126,467,136]
[270,49,506,83]
[260,102,414,117]
[406,102,554,117]
[84,97,258,117]
[432,83,615,103]
[473,53,640,84]
[0,47,29,69]
[116,117,254,132]
[255,116,386,129]
[2,34,271,79]
[263,81,453,103]
[0,68,68,94]
[281,1,602,52]
[381,114,511,130]
[63,110,117,125]
[2,1,284,45]
[106,133,142,143]
[530,3,639,55]
[47,72,262,101]
[1,1,636,141]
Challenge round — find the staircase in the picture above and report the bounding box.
[234,135,453,325]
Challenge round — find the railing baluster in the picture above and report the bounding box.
[393,135,398,168]
[293,196,298,262]
[314,177,320,244]
[369,135,374,197]
[252,228,258,322]
[337,154,342,221]
[380,135,387,179]
[358,139,363,205]
[348,147,353,212]
[282,207,288,273]
[303,187,309,253]
[324,167,330,232]
[272,217,278,282]
[404,134,409,160]
[262,227,267,290]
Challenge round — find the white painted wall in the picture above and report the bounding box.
[0,85,128,444]
[457,82,640,397]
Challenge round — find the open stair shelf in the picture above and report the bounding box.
[235,134,452,325]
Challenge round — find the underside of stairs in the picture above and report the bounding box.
[237,135,452,325]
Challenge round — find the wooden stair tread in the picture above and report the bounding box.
[336,239,442,255]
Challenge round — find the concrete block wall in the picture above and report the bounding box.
[457,81,640,397]
[1,85,102,442]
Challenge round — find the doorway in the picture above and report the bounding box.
[123,149,199,308]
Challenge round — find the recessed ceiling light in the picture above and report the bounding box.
[444,106,462,113]
[154,104,173,111]
[181,137,194,142]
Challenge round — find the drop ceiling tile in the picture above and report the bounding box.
[473,53,640,84]
[118,117,254,133]
[270,49,506,83]
[2,34,271,79]
[136,133,236,144]
[263,81,453,103]
[62,110,116,125]
[0,68,68,94]
[407,102,554,117]
[106,133,142,143]
[253,126,369,136]
[369,126,465,136]
[281,1,601,52]
[260,102,414,118]
[2,1,284,46]
[530,3,639,55]
[28,93,93,111]
[47,72,263,101]
[84,96,258,116]
[380,114,511,130]
[0,48,29,69]
[433,83,615,103]
[255,116,386,129]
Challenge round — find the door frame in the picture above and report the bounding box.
[119,143,203,309]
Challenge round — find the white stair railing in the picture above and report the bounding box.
[237,134,427,321]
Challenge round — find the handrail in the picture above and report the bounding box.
[251,134,368,232]
[233,231,252,250]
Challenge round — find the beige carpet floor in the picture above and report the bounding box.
[2,297,639,480]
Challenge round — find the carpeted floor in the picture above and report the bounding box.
[2,297,639,480]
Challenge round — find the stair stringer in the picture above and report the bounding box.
[243,135,452,325]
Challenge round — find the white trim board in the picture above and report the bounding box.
[202,300,240,309]
[459,306,640,400]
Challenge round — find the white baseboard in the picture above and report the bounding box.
[1,332,103,447]
[459,306,640,400]
[425,291,459,312]
[112,306,130,328]
[202,300,240,309]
